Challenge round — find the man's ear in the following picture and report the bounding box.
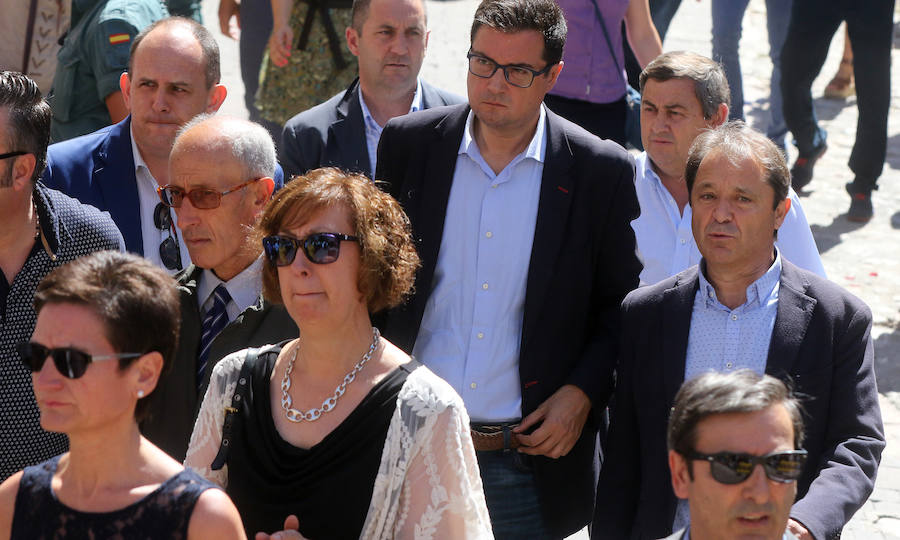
[346,26,361,58]
[545,60,564,93]
[254,177,276,208]
[774,196,791,230]
[11,154,37,191]
[669,450,692,499]
[206,84,228,113]
[710,102,728,128]
[120,72,133,111]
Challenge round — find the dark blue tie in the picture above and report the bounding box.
[198,284,231,389]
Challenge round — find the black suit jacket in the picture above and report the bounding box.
[280,78,464,179]
[374,104,642,537]
[141,265,298,461]
[594,261,885,540]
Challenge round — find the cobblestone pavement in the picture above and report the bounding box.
[206,0,900,536]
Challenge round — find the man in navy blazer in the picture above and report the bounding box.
[43,17,284,270]
[594,122,884,540]
[280,0,463,179]
[374,0,641,536]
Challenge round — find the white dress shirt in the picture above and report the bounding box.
[413,107,547,422]
[358,79,423,176]
[197,256,264,321]
[130,127,191,273]
[631,152,826,286]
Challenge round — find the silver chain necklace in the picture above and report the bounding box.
[280,327,380,423]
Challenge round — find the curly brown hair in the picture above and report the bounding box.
[259,168,420,313]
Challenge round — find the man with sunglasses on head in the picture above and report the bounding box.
[374,0,642,536]
[41,17,284,274]
[664,370,807,540]
[140,114,297,462]
[595,122,883,540]
[0,71,123,482]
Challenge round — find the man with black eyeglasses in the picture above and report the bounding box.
[374,0,642,536]
[0,71,123,481]
[663,370,806,540]
[41,17,284,274]
[595,122,883,540]
[140,114,297,462]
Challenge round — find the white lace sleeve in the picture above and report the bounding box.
[362,366,494,539]
[183,350,250,488]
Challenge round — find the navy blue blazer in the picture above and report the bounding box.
[280,78,464,179]
[43,116,285,254]
[594,261,884,540]
[375,104,642,537]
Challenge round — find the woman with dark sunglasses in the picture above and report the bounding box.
[184,168,492,539]
[0,251,245,539]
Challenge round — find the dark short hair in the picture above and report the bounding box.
[129,17,220,88]
[259,168,420,313]
[351,0,427,32]
[667,370,806,473]
[639,51,730,120]
[685,121,790,211]
[0,71,51,185]
[33,251,181,421]
[470,0,567,66]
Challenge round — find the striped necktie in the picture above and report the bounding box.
[198,284,231,390]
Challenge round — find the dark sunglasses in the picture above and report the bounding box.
[157,178,261,209]
[153,203,183,271]
[262,233,359,266]
[17,342,143,379]
[685,450,808,485]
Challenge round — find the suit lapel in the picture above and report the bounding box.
[766,261,816,378]
[662,269,699,406]
[329,81,371,177]
[521,111,574,343]
[95,118,143,253]
[410,107,469,308]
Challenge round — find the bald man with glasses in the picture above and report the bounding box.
[140,114,297,462]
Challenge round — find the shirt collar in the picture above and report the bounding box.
[32,183,63,258]
[358,78,423,131]
[698,249,782,310]
[458,105,548,166]
[129,124,153,178]
[198,256,264,313]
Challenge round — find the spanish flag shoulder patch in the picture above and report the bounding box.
[109,33,130,45]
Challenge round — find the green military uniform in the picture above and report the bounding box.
[49,0,167,142]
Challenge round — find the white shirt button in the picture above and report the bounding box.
[482,282,489,290]
[485,231,493,238]
[477,332,484,339]
[680,238,686,244]
[731,314,738,321]
[470,382,477,389]
[726,362,733,368]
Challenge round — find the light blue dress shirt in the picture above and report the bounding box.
[197,256,264,322]
[674,251,782,531]
[682,526,797,540]
[358,79,422,176]
[631,152,825,286]
[412,107,547,422]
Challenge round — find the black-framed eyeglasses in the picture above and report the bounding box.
[157,178,262,209]
[466,52,555,88]
[0,151,28,161]
[684,450,808,485]
[17,341,143,379]
[263,233,359,266]
[153,202,183,271]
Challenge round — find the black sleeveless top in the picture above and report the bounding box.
[10,456,213,539]
[225,347,411,539]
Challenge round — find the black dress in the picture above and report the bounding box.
[224,347,411,539]
[10,455,213,539]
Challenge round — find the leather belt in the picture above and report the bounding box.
[470,423,522,451]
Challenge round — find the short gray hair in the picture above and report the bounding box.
[175,114,276,180]
[685,120,790,210]
[667,370,805,460]
[639,51,730,120]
